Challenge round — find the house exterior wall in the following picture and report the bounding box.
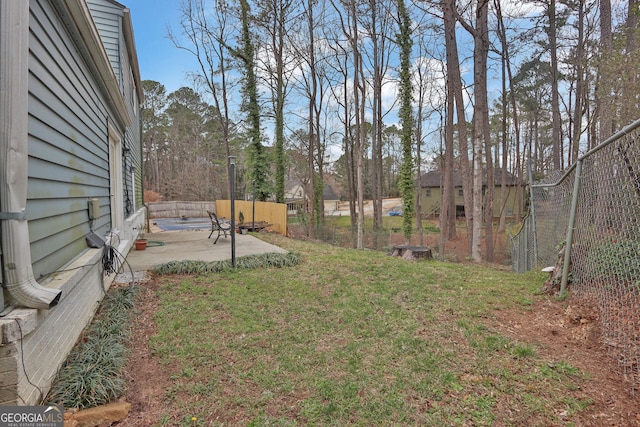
[420,185,523,218]
[120,33,143,216]
[1,250,109,405]
[284,184,305,200]
[421,188,443,217]
[28,0,114,279]
[0,0,144,405]
[85,0,123,87]
[86,0,144,217]
[494,186,522,217]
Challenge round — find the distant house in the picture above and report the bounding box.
[284,179,307,201]
[285,176,344,213]
[419,169,525,218]
[0,0,144,405]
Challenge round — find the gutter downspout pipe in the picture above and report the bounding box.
[139,111,150,234]
[0,1,61,309]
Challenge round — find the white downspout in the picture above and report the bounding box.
[0,1,61,309]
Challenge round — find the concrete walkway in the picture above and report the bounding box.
[124,229,287,272]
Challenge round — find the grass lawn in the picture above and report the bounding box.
[143,234,592,426]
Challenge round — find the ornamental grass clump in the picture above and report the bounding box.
[151,252,301,275]
[46,286,138,409]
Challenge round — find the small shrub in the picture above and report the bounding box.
[585,239,640,283]
[144,190,163,203]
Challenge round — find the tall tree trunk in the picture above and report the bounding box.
[595,0,613,234]
[598,0,614,141]
[367,0,388,246]
[483,120,495,262]
[621,0,639,124]
[328,29,358,243]
[443,0,473,254]
[471,122,483,262]
[415,110,424,246]
[153,149,160,194]
[344,72,358,240]
[476,0,493,262]
[549,0,562,170]
[494,0,519,229]
[313,84,325,228]
[498,52,507,233]
[458,0,490,262]
[347,123,358,239]
[441,82,456,258]
[340,0,366,249]
[269,0,290,204]
[571,0,585,165]
[506,51,522,220]
[306,0,317,238]
[627,0,638,53]
[370,0,381,235]
[331,0,365,247]
[414,61,428,246]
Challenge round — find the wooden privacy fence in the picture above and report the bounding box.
[216,200,287,236]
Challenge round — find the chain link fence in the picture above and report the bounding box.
[511,118,640,394]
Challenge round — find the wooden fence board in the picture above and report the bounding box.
[216,200,287,236]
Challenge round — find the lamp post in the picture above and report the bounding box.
[251,180,255,232]
[229,156,236,268]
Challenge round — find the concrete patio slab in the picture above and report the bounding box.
[124,229,286,272]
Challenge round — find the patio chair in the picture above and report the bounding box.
[207,211,232,244]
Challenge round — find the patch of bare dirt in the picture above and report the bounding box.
[116,277,178,426]
[490,295,640,426]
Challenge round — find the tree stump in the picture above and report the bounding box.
[390,245,433,261]
[542,243,566,294]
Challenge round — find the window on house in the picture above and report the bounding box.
[425,189,432,197]
[458,189,463,197]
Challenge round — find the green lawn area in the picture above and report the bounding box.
[146,234,592,426]
[289,214,438,230]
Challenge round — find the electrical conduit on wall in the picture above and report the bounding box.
[0,1,61,309]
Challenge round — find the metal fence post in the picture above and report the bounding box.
[527,159,538,270]
[560,159,582,295]
[229,156,236,268]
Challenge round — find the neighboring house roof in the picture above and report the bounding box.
[323,183,341,200]
[285,178,305,192]
[420,169,523,188]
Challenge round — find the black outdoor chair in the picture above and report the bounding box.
[207,211,232,244]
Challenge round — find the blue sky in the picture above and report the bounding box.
[127,1,197,93]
